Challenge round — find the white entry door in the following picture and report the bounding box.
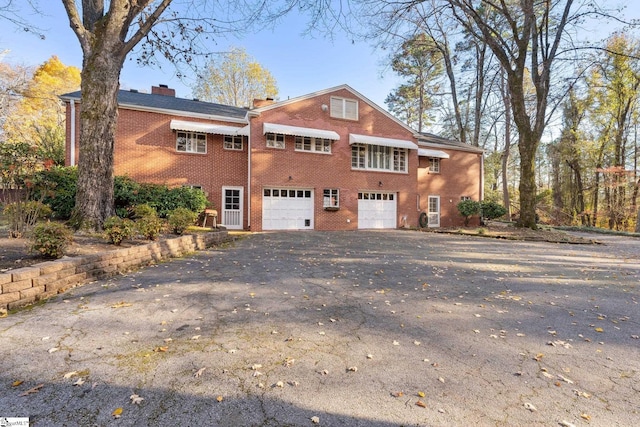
[358,192,397,229]
[428,195,440,228]
[221,187,243,230]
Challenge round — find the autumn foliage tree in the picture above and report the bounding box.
[192,47,278,107]
[2,56,80,165]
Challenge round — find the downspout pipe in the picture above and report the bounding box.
[70,99,76,166]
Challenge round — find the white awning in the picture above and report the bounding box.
[418,148,450,159]
[263,123,340,140]
[170,119,248,136]
[349,133,418,150]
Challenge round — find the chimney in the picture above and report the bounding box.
[253,98,276,108]
[151,84,175,97]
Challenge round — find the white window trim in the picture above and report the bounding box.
[266,132,286,149]
[295,136,332,154]
[351,143,408,173]
[323,189,339,208]
[429,157,441,173]
[330,96,358,120]
[224,134,244,151]
[176,131,207,154]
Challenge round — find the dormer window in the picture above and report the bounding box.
[330,96,358,120]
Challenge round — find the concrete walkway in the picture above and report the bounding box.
[1,230,638,426]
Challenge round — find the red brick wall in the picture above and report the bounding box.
[65,103,248,226]
[417,150,483,227]
[249,88,419,231]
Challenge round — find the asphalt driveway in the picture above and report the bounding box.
[1,230,638,426]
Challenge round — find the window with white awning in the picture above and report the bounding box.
[349,133,418,150]
[263,123,340,140]
[418,148,450,159]
[170,119,249,136]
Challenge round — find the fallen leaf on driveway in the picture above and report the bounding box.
[20,384,43,396]
[111,301,132,308]
[130,394,144,405]
[194,367,206,378]
[73,378,85,386]
[63,371,78,379]
[416,400,427,408]
[311,416,320,423]
[524,402,537,412]
[153,346,168,352]
[12,380,23,387]
[595,327,604,333]
[112,407,123,418]
[48,347,59,354]
[417,391,425,397]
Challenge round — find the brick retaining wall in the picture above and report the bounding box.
[0,231,231,312]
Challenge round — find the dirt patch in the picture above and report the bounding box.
[425,224,599,244]
[0,234,148,273]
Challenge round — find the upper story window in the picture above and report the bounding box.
[224,135,244,151]
[429,157,440,173]
[351,144,407,173]
[177,131,206,154]
[295,136,331,154]
[330,96,358,120]
[266,132,285,149]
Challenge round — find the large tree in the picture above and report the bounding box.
[354,0,618,229]
[57,0,286,230]
[384,33,443,132]
[192,47,278,107]
[3,56,80,164]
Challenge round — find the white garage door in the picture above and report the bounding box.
[358,192,397,229]
[263,188,314,230]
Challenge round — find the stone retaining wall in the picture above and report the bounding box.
[0,231,231,312]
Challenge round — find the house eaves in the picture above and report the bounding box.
[60,90,249,124]
[250,84,419,136]
[418,132,484,154]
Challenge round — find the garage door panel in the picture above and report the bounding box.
[358,192,397,229]
[263,188,314,230]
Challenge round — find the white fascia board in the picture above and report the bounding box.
[263,123,340,140]
[349,133,418,150]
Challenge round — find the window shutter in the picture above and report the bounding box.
[330,97,343,118]
[345,99,358,120]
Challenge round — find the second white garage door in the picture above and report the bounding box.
[262,188,314,230]
[358,192,397,229]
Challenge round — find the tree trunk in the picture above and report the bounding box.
[501,70,511,218]
[518,133,539,229]
[73,49,126,231]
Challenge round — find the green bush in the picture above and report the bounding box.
[114,180,207,218]
[3,201,53,238]
[29,222,74,259]
[103,216,134,245]
[457,199,481,226]
[32,166,78,219]
[167,207,198,235]
[480,200,508,220]
[132,204,164,240]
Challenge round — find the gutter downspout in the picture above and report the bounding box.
[247,122,251,229]
[70,100,76,166]
[480,153,485,201]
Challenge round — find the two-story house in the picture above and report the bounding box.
[63,84,483,230]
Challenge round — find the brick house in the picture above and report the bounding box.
[62,84,483,231]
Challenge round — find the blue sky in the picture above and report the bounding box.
[0,1,638,111]
[0,2,402,107]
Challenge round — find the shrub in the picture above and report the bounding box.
[114,180,207,218]
[167,207,198,235]
[457,199,481,226]
[3,201,52,238]
[32,166,78,219]
[480,200,508,220]
[103,216,134,245]
[132,204,164,240]
[29,222,73,259]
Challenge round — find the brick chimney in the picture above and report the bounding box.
[151,84,175,97]
[253,97,276,108]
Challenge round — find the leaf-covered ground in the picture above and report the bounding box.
[1,230,637,426]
